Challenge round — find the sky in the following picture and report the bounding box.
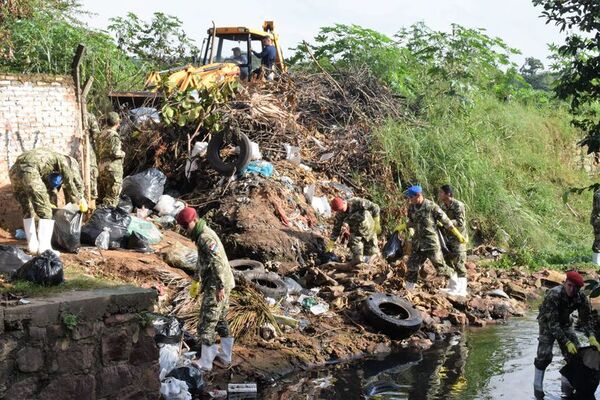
[79,0,566,67]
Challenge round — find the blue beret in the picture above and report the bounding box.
[404,185,422,198]
[48,173,63,189]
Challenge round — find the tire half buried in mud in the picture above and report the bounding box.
[243,271,288,300]
[229,259,266,276]
[361,293,422,339]
[207,131,252,175]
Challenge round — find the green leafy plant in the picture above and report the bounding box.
[62,312,78,331]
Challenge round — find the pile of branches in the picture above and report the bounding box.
[227,280,281,341]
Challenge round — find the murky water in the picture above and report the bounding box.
[261,313,600,399]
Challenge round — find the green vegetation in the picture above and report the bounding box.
[62,312,78,330]
[295,23,593,267]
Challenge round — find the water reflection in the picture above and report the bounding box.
[261,313,600,399]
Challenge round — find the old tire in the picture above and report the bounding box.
[207,131,252,175]
[243,271,288,300]
[361,293,422,339]
[229,259,265,276]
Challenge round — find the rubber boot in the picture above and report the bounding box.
[216,337,234,366]
[440,273,458,294]
[560,375,573,398]
[37,219,59,256]
[534,367,545,399]
[194,344,219,372]
[23,218,39,255]
[593,252,600,266]
[454,277,468,296]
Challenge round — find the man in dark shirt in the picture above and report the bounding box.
[252,37,276,80]
[230,47,248,80]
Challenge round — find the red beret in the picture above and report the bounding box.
[176,207,197,227]
[566,271,584,288]
[331,197,345,211]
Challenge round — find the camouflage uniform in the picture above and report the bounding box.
[86,113,100,200]
[331,197,380,259]
[534,285,593,370]
[440,198,468,278]
[407,199,454,283]
[192,222,235,346]
[96,126,124,207]
[591,189,600,252]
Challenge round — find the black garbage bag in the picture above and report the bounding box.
[127,232,152,253]
[14,250,64,286]
[182,331,200,351]
[117,194,134,214]
[320,251,340,264]
[51,207,82,253]
[81,207,131,249]
[0,245,32,276]
[383,232,404,261]
[150,313,184,345]
[560,346,600,396]
[121,168,166,209]
[166,366,204,393]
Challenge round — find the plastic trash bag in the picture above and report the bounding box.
[95,228,110,250]
[121,168,166,209]
[14,250,64,286]
[117,194,134,214]
[154,195,176,216]
[163,242,197,275]
[151,314,184,345]
[283,277,303,295]
[127,216,162,244]
[159,343,181,379]
[319,251,340,264]
[51,204,82,253]
[160,377,191,400]
[383,232,404,260]
[127,231,152,253]
[242,160,273,177]
[0,245,32,276]
[166,366,204,393]
[81,207,131,249]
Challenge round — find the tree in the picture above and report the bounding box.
[532,0,600,152]
[520,57,544,77]
[108,12,199,68]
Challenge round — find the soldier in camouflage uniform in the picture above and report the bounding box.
[591,189,600,265]
[438,184,468,295]
[404,185,462,291]
[533,271,600,397]
[176,207,236,372]
[86,112,100,203]
[96,112,124,207]
[330,196,381,263]
[9,149,85,254]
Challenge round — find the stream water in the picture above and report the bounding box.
[260,312,600,399]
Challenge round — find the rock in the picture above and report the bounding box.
[5,377,40,400]
[97,365,133,398]
[38,374,95,400]
[102,329,132,364]
[504,282,528,301]
[485,289,510,299]
[54,344,94,373]
[16,347,44,373]
[448,313,468,326]
[129,331,159,366]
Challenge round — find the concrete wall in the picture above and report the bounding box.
[0,73,81,231]
[0,287,159,400]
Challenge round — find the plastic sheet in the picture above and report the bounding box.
[14,250,64,286]
[127,216,162,244]
[382,232,403,260]
[0,245,32,275]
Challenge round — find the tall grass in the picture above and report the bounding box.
[373,93,593,265]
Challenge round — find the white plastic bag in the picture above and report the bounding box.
[159,343,181,379]
[185,142,209,179]
[311,196,331,217]
[154,195,176,216]
[95,227,110,250]
[160,377,191,400]
[284,144,301,164]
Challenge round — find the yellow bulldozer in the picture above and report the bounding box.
[109,20,286,108]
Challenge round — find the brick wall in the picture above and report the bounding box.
[0,73,81,231]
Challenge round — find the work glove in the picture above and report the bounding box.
[565,341,578,355]
[325,239,335,252]
[79,198,89,213]
[394,221,407,233]
[408,228,415,238]
[188,280,200,298]
[373,215,382,235]
[449,226,466,244]
[589,336,600,352]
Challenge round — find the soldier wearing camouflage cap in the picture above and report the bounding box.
[177,207,236,372]
[9,149,86,255]
[533,271,599,397]
[96,112,124,206]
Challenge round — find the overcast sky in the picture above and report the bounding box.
[80,0,565,67]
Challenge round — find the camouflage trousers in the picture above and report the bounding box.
[90,147,98,199]
[97,163,122,207]
[533,325,579,370]
[407,247,452,283]
[198,286,231,346]
[9,169,53,219]
[349,214,378,260]
[593,226,600,253]
[445,243,467,278]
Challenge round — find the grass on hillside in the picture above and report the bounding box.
[372,93,594,268]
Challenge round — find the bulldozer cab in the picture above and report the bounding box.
[202,21,286,79]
